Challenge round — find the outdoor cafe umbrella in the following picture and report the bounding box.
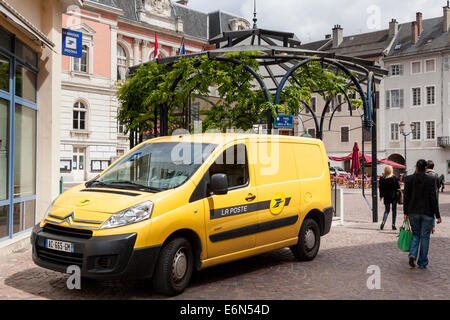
[350,142,360,177]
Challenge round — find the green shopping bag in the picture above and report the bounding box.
[397,218,413,252]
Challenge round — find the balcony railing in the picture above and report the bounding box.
[438,136,450,147]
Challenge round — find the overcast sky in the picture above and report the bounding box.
[186,0,444,42]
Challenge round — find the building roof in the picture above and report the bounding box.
[90,0,248,41]
[386,16,450,58]
[300,28,393,59]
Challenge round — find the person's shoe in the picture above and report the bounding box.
[392,225,397,231]
[432,227,435,234]
[418,266,427,269]
[380,222,385,230]
[409,256,416,268]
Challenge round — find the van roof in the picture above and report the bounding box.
[143,133,322,145]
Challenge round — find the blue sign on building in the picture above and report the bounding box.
[62,28,82,57]
[274,115,294,129]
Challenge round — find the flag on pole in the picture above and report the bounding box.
[180,37,186,55]
[154,33,161,59]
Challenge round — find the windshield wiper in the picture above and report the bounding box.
[107,181,164,193]
[85,179,108,188]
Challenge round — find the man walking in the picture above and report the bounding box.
[404,159,441,269]
[439,174,445,193]
[426,160,439,197]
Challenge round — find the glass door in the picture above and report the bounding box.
[0,98,9,239]
[72,147,86,182]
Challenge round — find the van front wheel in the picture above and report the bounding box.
[290,218,320,261]
[152,237,194,296]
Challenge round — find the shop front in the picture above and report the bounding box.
[0,26,38,241]
[0,0,79,248]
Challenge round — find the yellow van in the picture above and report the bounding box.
[31,134,333,295]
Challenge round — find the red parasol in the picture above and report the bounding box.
[350,142,360,176]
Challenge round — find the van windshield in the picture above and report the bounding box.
[87,142,217,192]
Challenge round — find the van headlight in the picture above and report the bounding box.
[101,201,154,229]
[44,197,58,217]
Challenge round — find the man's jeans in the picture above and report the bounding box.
[408,214,434,268]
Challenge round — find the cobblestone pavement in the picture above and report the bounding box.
[1,191,449,300]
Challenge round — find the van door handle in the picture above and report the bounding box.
[245,194,256,201]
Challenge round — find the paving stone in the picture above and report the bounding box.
[0,191,449,300]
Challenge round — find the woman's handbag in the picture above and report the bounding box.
[396,189,403,204]
[397,218,412,252]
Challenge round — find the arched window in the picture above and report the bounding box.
[73,45,88,73]
[117,44,128,80]
[149,49,168,61]
[73,101,87,130]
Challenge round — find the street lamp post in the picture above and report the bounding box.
[399,121,415,175]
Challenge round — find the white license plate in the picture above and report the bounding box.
[45,239,74,253]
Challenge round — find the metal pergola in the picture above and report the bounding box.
[129,27,388,222]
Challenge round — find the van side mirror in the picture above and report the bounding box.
[210,173,228,195]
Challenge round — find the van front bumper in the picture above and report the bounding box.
[31,224,161,280]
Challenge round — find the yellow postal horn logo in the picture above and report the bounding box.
[76,199,92,207]
[270,192,285,215]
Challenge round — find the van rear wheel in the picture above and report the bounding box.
[152,237,194,296]
[290,218,320,261]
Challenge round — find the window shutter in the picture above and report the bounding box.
[399,89,404,108]
[385,90,390,109]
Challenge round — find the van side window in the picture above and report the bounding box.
[209,144,249,190]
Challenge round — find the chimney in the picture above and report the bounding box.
[325,34,331,39]
[389,18,398,37]
[416,12,423,35]
[412,21,418,44]
[332,25,343,47]
[176,0,188,5]
[444,2,450,32]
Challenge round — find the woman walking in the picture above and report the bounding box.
[404,159,441,269]
[379,165,400,230]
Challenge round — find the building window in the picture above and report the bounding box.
[425,59,436,73]
[60,160,72,172]
[363,128,371,142]
[412,87,421,106]
[411,121,421,140]
[117,44,128,81]
[336,95,342,112]
[91,160,110,172]
[117,120,125,135]
[390,64,403,76]
[340,126,349,142]
[426,121,436,140]
[390,123,399,141]
[426,86,435,105]
[411,61,421,74]
[304,97,316,114]
[307,128,316,138]
[73,101,86,130]
[386,89,404,108]
[117,149,125,157]
[73,45,88,73]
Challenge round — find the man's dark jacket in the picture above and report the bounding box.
[404,173,440,219]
